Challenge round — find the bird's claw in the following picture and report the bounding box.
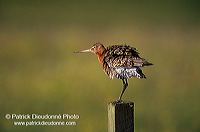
[109,99,123,104]
[116,99,122,103]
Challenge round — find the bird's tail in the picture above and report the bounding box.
[143,59,153,66]
[144,62,153,66]
[133,58,153,67]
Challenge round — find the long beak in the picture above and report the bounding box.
[74,49,91,53]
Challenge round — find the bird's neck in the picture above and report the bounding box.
[98,55,104,65]
[96,51,106,66]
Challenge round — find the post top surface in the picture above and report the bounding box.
[108,101,134,105]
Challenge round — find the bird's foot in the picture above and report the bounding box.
[109,99,123,104]
[116,99,123,103]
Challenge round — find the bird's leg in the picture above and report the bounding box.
[117,79,128,102]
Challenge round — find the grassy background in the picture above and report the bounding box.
[1,0,200,132]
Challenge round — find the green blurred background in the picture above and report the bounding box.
[0,0,200,132]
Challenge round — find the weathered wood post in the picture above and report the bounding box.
[108,101,134,132]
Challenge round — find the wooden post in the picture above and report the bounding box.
[108,101,134,132]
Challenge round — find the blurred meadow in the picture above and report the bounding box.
[0,0,200,132]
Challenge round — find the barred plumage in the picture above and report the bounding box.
[74,42,153,101]
[102,44,152,79]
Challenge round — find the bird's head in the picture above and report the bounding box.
[74,42,106,55]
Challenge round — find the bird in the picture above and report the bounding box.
[74,42,153,102]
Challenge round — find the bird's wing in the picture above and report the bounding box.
[105,45,140,58]
[104,45,152,68]
[103,55,148,79]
